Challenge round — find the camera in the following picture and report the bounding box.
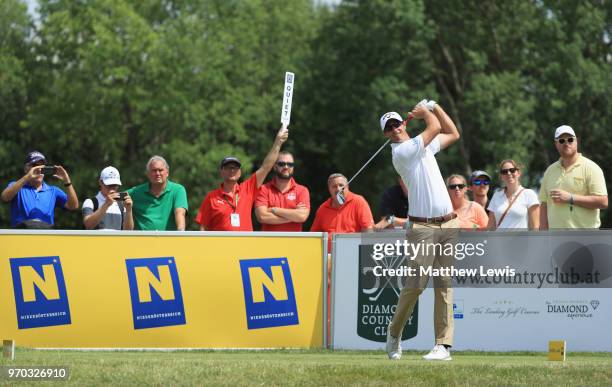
[41,166,57,176]
[118,192,128,201]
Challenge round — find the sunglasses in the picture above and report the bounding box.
[471,179,490,186]
[448,184,466,190]
[276,162,295,168]
[500,168,519,175]
[384,121,401,132]
[555,137,575,144]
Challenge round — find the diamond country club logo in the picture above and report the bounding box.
[358,245,418,342]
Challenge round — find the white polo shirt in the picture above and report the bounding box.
[390,135,452,218]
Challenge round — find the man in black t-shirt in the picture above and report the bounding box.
[374,177,409,231]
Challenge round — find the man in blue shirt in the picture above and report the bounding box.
[1,151,79,228]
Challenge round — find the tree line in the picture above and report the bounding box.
[1,0,610,229]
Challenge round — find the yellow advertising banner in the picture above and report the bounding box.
[0,231,326,348]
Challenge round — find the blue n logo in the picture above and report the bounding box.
[10,256,71,329]
[239,257,299,329]
[125,257,186,329]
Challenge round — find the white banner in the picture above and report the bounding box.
[331,232,612,351]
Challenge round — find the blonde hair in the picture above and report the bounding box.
[446,174,467,186]
[446,174,468,199]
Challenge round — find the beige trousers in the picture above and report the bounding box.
[389,218,459,346]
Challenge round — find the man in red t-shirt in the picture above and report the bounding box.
[254,151,310,231]
[195,125,289,231]
[311,173,374,250]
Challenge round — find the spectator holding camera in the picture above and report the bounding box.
[1,151,79,228]
[83,166,134,230]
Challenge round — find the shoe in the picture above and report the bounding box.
[422,344,452,361]
[386,329,402,360]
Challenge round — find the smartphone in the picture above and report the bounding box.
[118,192,128,201]
[41,166,56,176]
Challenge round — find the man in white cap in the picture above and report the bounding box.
[83,166,134,230]
[380,100,460,361]
[539,125,607,229]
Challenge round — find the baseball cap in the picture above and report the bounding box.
[380,112,403,131]
[100,166,122,186]
[25,151,46,165]
[220,156,242,168]
[470,170,491,183]
[554,125,576,139]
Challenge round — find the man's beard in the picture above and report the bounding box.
[275,170,293,180]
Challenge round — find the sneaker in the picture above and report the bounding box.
[423,344,452,361]
[386,330,402,360]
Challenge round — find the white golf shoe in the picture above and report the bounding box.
[422,344,452,361]
[386,330,402,360]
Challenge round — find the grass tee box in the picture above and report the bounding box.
[0,231,326,349]
[0,349,611,386]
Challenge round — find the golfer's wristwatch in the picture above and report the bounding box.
[387,215,395,226]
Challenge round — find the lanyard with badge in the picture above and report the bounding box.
[225,193,240,227]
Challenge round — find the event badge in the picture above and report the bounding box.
[231,213,240,227]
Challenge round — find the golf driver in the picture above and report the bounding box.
[336,114,414,205]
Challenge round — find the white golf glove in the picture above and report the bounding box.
[425,100,437,111]
[416,99,436,111]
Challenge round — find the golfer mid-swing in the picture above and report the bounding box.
[381,100,460,361]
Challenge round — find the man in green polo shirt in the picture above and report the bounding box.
[539,125,608,229]
[128,155,188,231]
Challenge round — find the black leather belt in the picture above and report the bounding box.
[409,213,457,224]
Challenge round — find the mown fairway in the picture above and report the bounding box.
[1,349,611,386]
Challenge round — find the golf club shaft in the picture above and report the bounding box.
[346,139,390,186]
[346,115,414,185]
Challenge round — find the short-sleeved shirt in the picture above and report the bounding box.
[310,192,374,251]
[6,181,68,227]
[488,187,539,229]
[196,174,259,231]
[455,201,488,229]
[82,192,125,230]
[379,184,409,218]
[390,135,453,218]
[127,180,188,231]
[539,155,607,229]
[254,177,310,231]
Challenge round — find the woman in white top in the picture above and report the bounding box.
[487,159,540,230]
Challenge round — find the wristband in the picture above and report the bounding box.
[271,207,276,215]
[64,182,72,187]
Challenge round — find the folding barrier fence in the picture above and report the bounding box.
[0,230,327,349]
[331,231,612,351]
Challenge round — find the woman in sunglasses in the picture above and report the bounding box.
[446,174,488,229]
[487,159,540,230]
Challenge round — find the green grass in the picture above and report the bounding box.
[1,349,611,386]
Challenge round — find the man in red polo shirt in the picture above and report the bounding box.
[311,173,374,250]
[195,125,289,231]
[254,151,310,231]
